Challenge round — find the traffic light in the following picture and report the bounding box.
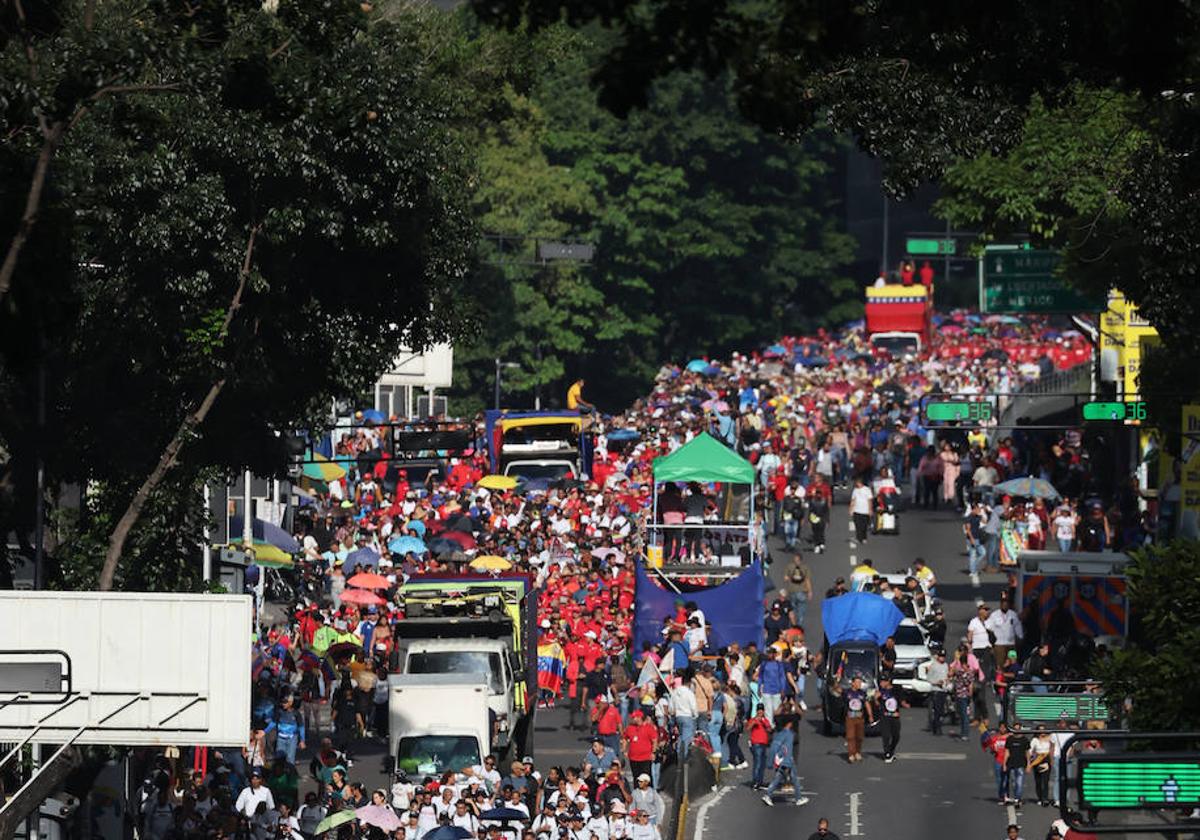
[923,401,993,423]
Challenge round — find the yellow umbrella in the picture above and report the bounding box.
[470,555,512,571]
[249,543,295,569]
[477,474,518,490]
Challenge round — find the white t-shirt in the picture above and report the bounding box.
[1054,514,1075,540]
[986,608,1023,646]
[967,616,991,649]
[850,486,873,515]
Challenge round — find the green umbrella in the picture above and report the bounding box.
[315,809,357,834]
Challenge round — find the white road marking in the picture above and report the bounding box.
[1006,802,1017,825]
[894,752,968,760]
[849,553,857,567]
[848,791,862,836]
[694,781,733,839]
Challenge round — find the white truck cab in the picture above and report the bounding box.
[388,674,491,778]
[402,638,519,749]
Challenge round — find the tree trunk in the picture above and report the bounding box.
[0,746,82,840]
[97,225,259,591]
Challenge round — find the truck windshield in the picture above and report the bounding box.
[407,651,504,694]
[396,736,481,776]
[870,335,920,356]
[893,625,926,647]
[830,649,878,686]
[505,462,574,480]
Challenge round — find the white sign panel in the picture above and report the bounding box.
[0,592,251,747]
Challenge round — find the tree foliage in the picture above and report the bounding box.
[452,23,858,413]
[1095,541,1200,732]
[0,1,497,588]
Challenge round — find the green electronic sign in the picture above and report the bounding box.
[906,237,956,256]
[1011,693,1109,726]
[1081,401,1146,422]
[1079,756,1200,809]
[924,401,993,423]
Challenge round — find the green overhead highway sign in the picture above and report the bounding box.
[1079,756,1200,810]
[980,247,1102,314]
[924,401,993,423]
[906,237,956,256]
[1081,401,1147,422]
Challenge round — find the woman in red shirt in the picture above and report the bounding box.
[747,705,773,789]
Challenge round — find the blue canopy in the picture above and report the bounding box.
[686,359,708,372]
[796,355,829,368]
[634,559,765,653]
[821,592,904,646]
[359,408,386,423]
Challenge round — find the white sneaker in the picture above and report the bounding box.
[761,794,774,807]
[799,701,808,711]
[794,797,810,806]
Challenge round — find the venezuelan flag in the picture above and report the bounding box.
[537,642,567,697]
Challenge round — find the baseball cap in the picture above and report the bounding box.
[637,773,651,783]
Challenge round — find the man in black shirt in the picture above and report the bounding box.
[764,604,791,644]
[1004,730,1030,806]
[805,817,840,840]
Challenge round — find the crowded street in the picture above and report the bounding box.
[4,3,1197,838]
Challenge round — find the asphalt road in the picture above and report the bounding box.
[689,488,1070,840]
[286,487,1066,840]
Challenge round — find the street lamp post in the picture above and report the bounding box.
[494,358,520,411]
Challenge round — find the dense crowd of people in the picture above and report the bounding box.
[128,308,1106,839]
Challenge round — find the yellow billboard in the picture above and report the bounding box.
[1123,297,1159,401]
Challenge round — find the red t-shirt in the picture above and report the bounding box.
[596,704,622,736]
[624,720,657,760]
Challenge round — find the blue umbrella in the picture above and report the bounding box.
[686,359,708,373]
[388,535,427,555]
[359,408,386,423]
[343,546,380,574]
[702,364,722,376]
[994,476,1061,500]
[229,517,300,554]
[764,343,788,357]
[821,592,904,646]
[422,828,473,840]
[479,807,530,822]
[797,355,829,368]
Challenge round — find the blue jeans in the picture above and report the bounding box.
[1008,767,1025,801]
[1057,537,1073,553]
[955,697,971,739]
[984,533,1000,568]
[789,593,808,628]
[994,763,1008,800]
[783,518,799,548]
[766,764,800,802]
[967,543,985,574]
[276,732,298,766]
[677,716,695,761]
[726,725,745,765]
[751,743,768,786]
[651,760,661,790]
[707,711,724,757]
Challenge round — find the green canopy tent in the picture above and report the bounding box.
[650,432,757,562]
[652,432,756,484]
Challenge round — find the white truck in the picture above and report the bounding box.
[402,638,518,751]
[388,674,491,779]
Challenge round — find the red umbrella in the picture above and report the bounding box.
[340,588,386,606]
[442,530,477,549]
[347,571,391,590]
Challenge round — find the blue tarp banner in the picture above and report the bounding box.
[821,592,905,646]
[634,561,765,656]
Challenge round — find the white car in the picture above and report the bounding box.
[889,619,934,697]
